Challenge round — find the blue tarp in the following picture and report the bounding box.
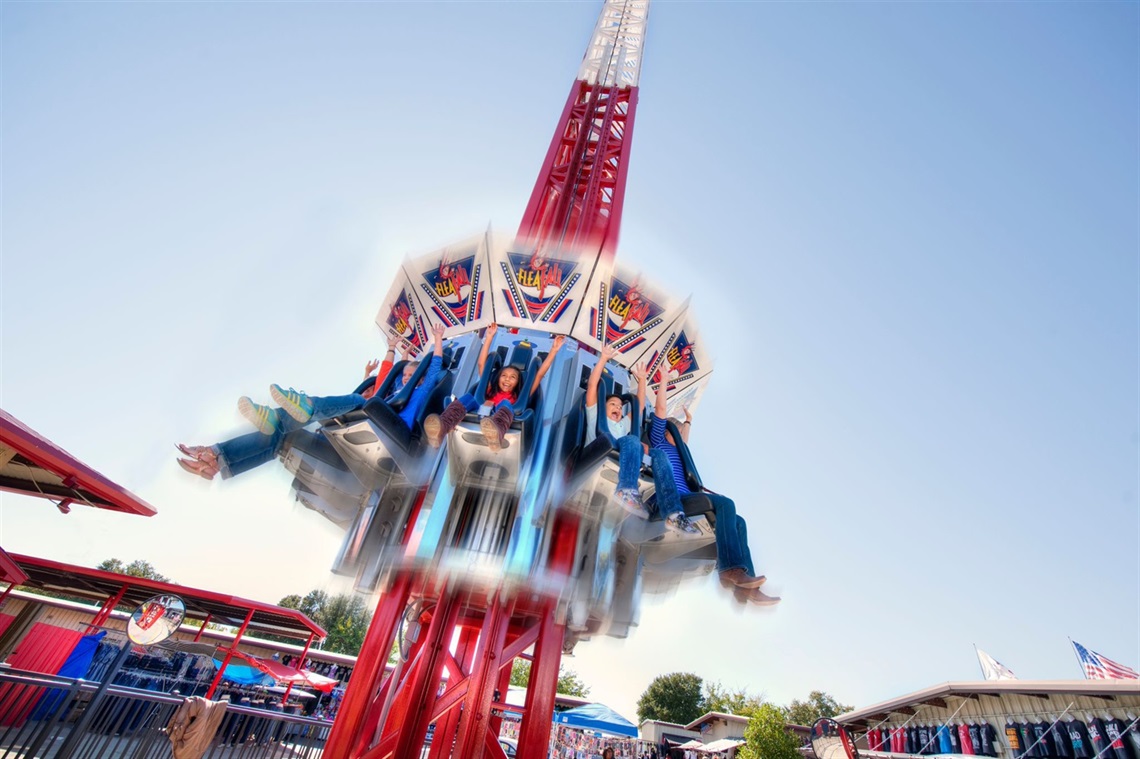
[212,658,272,686]
[553,703,638,738]
[31,631,106,719]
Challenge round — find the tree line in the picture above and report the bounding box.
[635,672,851,759]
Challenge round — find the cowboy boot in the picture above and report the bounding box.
[480,405,514,452]
[177,457,218,481]
[424,400,468,448]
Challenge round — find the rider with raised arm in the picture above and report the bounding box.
[423,323,565,452]
[177,323,446,481]
[647,370,780,605]
[584,345,699,535]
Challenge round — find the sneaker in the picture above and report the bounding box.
[613,489,649,519]
[270,384,314,423]
[665,512,701,536]
[238,396,278,435]
[423,414,443,448]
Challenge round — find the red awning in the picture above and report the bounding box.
[0,409,156,516]
[0,546,28,585]
[220,648,335,689]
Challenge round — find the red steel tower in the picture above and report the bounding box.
[323,3,650,758]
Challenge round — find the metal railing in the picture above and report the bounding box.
[0,669,331,759]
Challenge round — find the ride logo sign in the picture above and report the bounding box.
[605,276,665,344]
[419,253,480,327]
[403,232,494,335]
[376,276,430,355]
[490,246,585,329]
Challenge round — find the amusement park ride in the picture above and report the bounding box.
[198,1,760,757]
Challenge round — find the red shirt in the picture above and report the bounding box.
[487,389,517,406]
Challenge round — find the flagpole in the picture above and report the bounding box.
[973,643,987,679]
[1068,637,1088,679]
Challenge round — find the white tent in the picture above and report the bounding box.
[700,738,745,753]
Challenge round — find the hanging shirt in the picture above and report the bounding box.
[948,724,962,754]
[939,725,955,754]
[959,724,976,755]
[1049,723,1074,759]
[1019,724,1039,758]
[1089,720,1111,759]
[1126,721,1140,759]
[1032,723,1054,758]
[980,724,999,757]
[1103,719,1135,759]
[1065,721,1094,759]
[969,725,983,755]
[1008,725,1026,757]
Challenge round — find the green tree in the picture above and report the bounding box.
[636,672,704,725]
[738,703,800,759]
[785,691,852,726]
[278,590,371,656]
[98,558,171,583]
[510,658,530,687]
[508,659,590,697]
[703,681,765,717]
[557,668,590,698]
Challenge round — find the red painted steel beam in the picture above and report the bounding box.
[453,596,515,758]
[518,81,639,256]
[516,602,565,759]
[324,573,412,759]
[205,608,254,699]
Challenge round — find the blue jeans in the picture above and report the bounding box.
[214,380,438,478]
[688,494,754,575]
[614,435,643,493]
[214,409,302,478]
[644,448,684,519]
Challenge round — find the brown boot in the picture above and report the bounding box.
[480,405,514,451]
[719,567,767,589]
[424,400,468,448]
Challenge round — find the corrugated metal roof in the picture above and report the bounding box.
[838,681,1140,727]
[11,553,326,642]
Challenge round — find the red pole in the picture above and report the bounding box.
[323,573,412,759]
[517,602,564,759]
[282,631,317,705]
[192,614,212,642]
[87,583,128,633]
[205,608,254,700]
[453,595,515,759]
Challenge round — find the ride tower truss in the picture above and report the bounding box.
[323,3,652,759]
[517,0,649,259]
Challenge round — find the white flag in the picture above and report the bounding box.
[977,648,1017,680]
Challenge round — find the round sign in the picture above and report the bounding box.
[126,594,186,646]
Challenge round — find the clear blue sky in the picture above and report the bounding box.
[2,0,1136,723]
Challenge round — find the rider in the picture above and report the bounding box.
[177,323,446,481]
[583,344,699,535]
[423,323,564,451]
[647,371,780,606]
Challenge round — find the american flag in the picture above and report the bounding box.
[1072,640,1139,680]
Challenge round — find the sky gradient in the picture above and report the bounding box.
[2,0,1137,723]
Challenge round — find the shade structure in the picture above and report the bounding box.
[677,739,705,749]
[702,738,745,753]
[212,658,271,686]
[300,669,338,693]
[553,703,638,738]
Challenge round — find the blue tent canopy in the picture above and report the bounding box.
[553,703,638,738]
[212,658,272,686]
